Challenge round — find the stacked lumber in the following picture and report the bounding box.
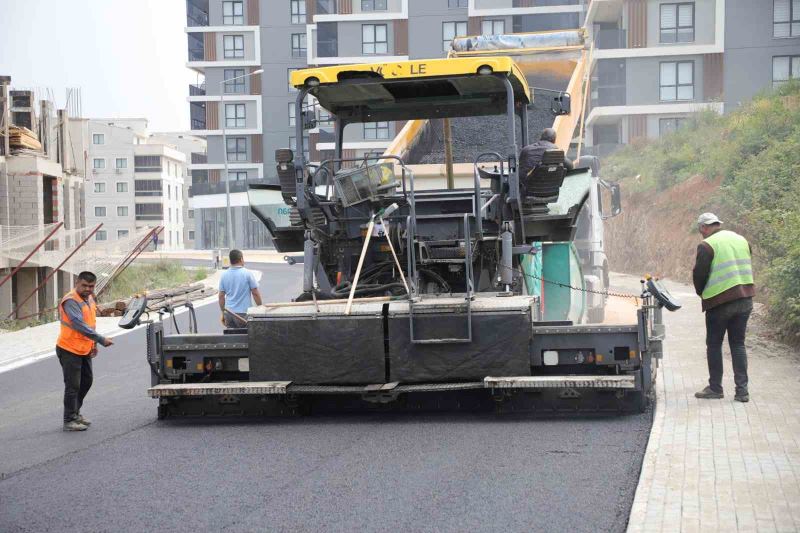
[97,283,217,317]
[9,126,42,151]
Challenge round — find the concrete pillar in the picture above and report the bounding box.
[0,276,12,317]
[43,267,58,310]
[13,268,39,319]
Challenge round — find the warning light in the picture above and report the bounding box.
[629,350,637,359]
[596,354,604,363]
[166,359,173,368]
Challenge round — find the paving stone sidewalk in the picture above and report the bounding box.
[626,275,800,532]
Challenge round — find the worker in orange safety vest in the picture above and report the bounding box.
[56,271,114,431]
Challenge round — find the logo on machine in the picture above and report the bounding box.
[370,63,428,78]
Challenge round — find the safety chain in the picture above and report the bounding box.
[526,273,642,305]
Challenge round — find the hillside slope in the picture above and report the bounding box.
[603,83,800,341]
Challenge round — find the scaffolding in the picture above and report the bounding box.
[0,224,161,318]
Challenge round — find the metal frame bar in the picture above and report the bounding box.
[0,221,63,290]
[7,224,103,319]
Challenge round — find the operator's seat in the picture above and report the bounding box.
[521,149,568,214]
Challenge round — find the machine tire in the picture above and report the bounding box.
[157,404,169,420]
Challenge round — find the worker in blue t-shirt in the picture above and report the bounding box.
[218,249,262,328]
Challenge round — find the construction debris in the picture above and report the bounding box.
[8,125,42,151]
[97,282,217,317]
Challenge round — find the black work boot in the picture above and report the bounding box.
[734,390,750,403]
[695,386,724,399]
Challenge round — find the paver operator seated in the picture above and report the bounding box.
[219,249,263,328]
[692,213,755,403]
[518,127,574,181]
[56,271,114,432]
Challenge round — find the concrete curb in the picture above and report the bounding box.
[627,360,667,532]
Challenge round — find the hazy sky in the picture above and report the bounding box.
[0,0,197,132]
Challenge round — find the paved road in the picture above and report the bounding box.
[0,263,652,532]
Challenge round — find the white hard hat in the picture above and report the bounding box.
[697,212,723,227]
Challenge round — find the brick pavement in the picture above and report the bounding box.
[626,276,800,532]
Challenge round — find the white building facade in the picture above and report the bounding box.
[79,119,186,250]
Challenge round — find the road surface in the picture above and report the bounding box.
[0,263,652,532]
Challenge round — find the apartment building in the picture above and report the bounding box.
[149,132,207,248]
[584,0,800,156]
[72,119,186,250]
[184,0,588,249]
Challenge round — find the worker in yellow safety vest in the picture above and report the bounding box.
[56,271,114,431]
[692,213,755,403]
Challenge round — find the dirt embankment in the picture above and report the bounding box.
[605,175,722,284]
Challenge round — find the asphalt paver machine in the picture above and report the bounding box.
[140,57,679,417]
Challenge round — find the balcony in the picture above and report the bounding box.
[191,152,208,164]
[190,102,206,131]
[186,0,209,27]
[592,86,626,107]
[316,0,337,15]
[187,33,205,62]
[190,178,270,197]
[595,29,627,50]
[189,83,206,96]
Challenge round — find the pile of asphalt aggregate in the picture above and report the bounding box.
[410,101,556,165]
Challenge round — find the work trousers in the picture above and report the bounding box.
[56,346,93,423]
[705,297,752,394]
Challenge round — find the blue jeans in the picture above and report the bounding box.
[705,297,752,394]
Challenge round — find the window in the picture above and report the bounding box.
[773,56,800,87]
[482,19,505,36]
[95,230,107,241]
[117,230,130,239]
[135,180,163,196]
[289,135,310,159]
[660,61,694,101]
[291,0,306,23]
[225,103,246,128]
[94,206,106,217]
[288,67,301,92]
[93,182,106,193]
[288,103,296,127]
[115,158,127,169]
[774,0,800,37]
[222,1,244,25]
[93,158,105,169]
[135,203,163,220]
[362,24,388,55]
[189,230,196,240]
[224,69,246,93]
[227,137,247,161]
[443,21,467,52]
[659,117,688,136]
[448,0,467,7]
[116,182,128,193]
[223,35,245,58]
[134,155,162,172]
[660,3,694,43]
[364,121,390,140]
[92,133,104,145]
[361,0,387,10]
[117,206,129,216]
[228,170,248,181]
[291,33,307,57]
[188,209,194,219]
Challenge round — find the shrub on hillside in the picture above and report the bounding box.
[603,82,800,341]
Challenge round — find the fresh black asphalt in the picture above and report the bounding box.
[0,262,652,532]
